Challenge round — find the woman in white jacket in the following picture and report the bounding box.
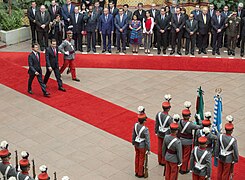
[142,11,154,54]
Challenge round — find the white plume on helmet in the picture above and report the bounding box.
[226,115,234,122]
[164,94,172,102]
[184,101,192,109]
[137,106,145,113]
[203,127,210,134]
[173,114,180,120]
[204,111,212,118]
[0,140,8,149]
[39,165,47,172]
[21,151,29,158]
[62,176,70,180]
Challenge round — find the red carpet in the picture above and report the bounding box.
[0,52,245,178]
[0,52,245,73]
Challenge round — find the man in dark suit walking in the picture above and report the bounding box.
[61,0,75,35]
[170,7,185,55]
[197,7,211,54]
[185,14,198,55]
[43,39,65,91]
[99,8,114,53]
[28,43,50,97]
[155,7,170,54]
[70,6,85,52]
[27,1,38,44]
[211,9,225,55]
[85,6,98,53]
[35,5,51,51]
[123,4,132,47]
[48,0,61,22]
[237,3,245,48]
[114,8,128,53]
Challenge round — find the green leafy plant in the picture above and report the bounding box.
[0,8,24,31]
[208,0,243,10]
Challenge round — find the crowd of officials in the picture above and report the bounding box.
[132,95,239,179]
[27,0,245,56]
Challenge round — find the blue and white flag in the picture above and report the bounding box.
[212,95,223,135]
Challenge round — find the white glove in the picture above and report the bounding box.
[64,51,69,55]
[146,150,151,155]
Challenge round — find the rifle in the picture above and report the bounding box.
[15,150,18,172]
[54,172,57,180]
[32,159,36,179]
[144,152,148,178]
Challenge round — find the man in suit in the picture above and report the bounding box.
[155,7,170,54]
[191,5,202,20]
[149,3,159,48]
[28,43,50,97]
[197,7,211,54]
[70,6,85,52]
[208,4,215,18]
[240,16,245,56]
[170,7,185,55]
[43,39,65,91]
[211,9,225,55]
[123,4,132,47]
[237,3,245,47]
[85,6,98,53]
[221,5,231,48]
[98,0,105,9]
[185,14,198,55]
[82,0,92,9]
[48,0,61,22]
[61,0,75,36]
[108,1,118,47]
[133,3,146,23]
[94,1,103,46]
[99,8,114,53]
[114,8,128,53]
[27,1,38,44]
[35,5,51,51]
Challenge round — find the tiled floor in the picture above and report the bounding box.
[0,40,244,179]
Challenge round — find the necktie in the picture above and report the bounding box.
[162,15,164,21]
[41,12,45,21]
[105,15,108,22]
[53,48,56,56]
[35,53,39,61]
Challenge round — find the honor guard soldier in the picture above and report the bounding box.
[215,118,239,179]
[155,94,173,166]
[62,176,70,180]
[179,101,202,174]
[162,123,182,180]
[190,137,212,180]
[0,141,17,179]
[37,165,49,180]
[132,111,150,178]
[17,151,34,180]
[195,112,217,152]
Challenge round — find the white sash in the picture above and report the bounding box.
[65,40,74,51]
[158,112,170,133]
[4,165,10,179]
[135,124,146,143]
[194,147,208,170]
[167,138,177,149]
[220,135,235,156]
[181,121,190,133]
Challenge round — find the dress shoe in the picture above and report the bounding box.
[108,50,112,53]
[203,50,207,54]
[72,78,80,82]
[28,90,33,94]
[58,87,66,92]
[212,51,215,55]
[157,50,161,54]
[228,50,231,55]
[198,50,202,54]
[43,92,50,97]
[177,51,182,55]
[216,51,220,55]
[93,49,96,53]
[66,68,70,74]
[102,49,106,53]
[159,162,165,166]
[232,51,235,56]
[191,52,194,55]
[170,51,175,55]
[87,49,91,52]
[122,50,126,54]
[116,50,121,53]
[163,50,166,54]
[241,52,244,57]
[185,52,189,55]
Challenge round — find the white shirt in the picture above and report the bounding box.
[75,13,79,23]
[32,8,36,15]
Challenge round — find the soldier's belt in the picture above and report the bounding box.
[180,133,193,139]
[167,149,177,154]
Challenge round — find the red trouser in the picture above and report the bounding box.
[134,147,146,176]
[158,136,166,165]
[165,161,179,180]
[217,160,232,180]
[180,145,192,172]
[60,59,76,79]
[192,173,206,180]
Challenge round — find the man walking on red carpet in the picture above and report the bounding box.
[155,94,173,166]
[178,101,202,174]
[215,121,239,179]
[162,123,182,180]
[59,30,80,82]
[190,136,212,180]
[132,110,150,178]
[27,43,50,97]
